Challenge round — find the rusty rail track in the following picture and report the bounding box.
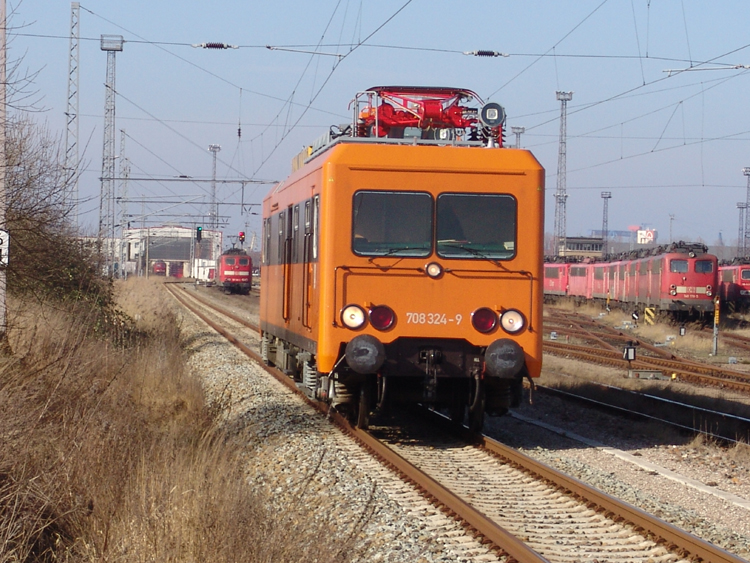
[544,309,750,393]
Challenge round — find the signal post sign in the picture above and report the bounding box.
[637,229,656,244]
[0,229,8,266]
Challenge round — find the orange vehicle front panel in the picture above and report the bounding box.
[261,141,544,377]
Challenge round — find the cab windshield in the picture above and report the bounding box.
[352,191,432,257]
[436,193,516,259]
[351,190,517,260]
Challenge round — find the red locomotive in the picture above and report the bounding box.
[217,248,252,294]
[719,259,750,308]
[152,260,167,276]
[544,242,718,315]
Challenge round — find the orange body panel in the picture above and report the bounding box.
[261,142,545,377]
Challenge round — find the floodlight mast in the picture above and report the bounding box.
[99,34,124,278]
[65,2,80,226]
[553,91,573,256]
[601,192,612,252]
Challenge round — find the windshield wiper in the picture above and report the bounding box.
[372,246,428,257]
[364,246,430,265]
[439,241,492,259]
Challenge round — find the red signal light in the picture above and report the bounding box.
[369,305,395,331]
[239,231,245,242]
[471,307,498,333]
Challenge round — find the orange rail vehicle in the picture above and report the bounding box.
[260,87,545,432]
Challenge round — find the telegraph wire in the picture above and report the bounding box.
[630,0,646,85]
[112,87,275,183]
[247,0,416,177]
[20,28,750,67]
[72,7,346,120]
[488,0,612,98]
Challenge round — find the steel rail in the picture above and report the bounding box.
[544,340,750,393]
[534,384,750,444]
[165,284,550,563]
[478,433,747,563]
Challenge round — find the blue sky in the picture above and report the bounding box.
[9,1,750,250]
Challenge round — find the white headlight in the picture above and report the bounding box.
[341,304,366,329]
[425,262,443,279]
[500,309,525,333]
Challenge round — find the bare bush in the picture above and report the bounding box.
[1,281,374,562]
[3,116,111,309]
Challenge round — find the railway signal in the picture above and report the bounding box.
[196,226,202,242]
[239,231,245,243]
[623,342,637,364]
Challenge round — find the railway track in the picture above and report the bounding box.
[165,284,747,563]
[544,308,750,393]
[534,381,750,444]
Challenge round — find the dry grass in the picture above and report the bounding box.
[0,280,372,562]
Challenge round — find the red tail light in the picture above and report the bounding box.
[369,305,395,330]
[471,307,497,333]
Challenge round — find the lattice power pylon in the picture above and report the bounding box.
[553,91,573,256]
[99,35,123,277]
[64,2,80,225]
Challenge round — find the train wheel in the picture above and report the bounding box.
[356,385,371,430]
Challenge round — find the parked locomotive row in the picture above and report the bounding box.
[720,258,750,309]
[543,243,750,317]
[544,242,720,317]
